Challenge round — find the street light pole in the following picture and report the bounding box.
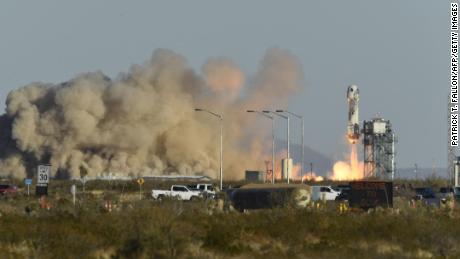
[195,108,223,190]
[219,117,223,190]
[247,110,275,184]
[287,116,290,183]
[271,117,275,184]
[276,110,304,182]
[264,111,290,184]
[301,118,304,179]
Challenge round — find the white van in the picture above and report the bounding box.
[311,186,340,201]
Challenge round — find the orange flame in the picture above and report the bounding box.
[301,173,324,182]
[273,159,301,181]
[330,144,363,180]
[271,149,325,182]
[292,164,324,182]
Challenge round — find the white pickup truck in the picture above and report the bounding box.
[151,185,202,201]
[188,183,216,199]
[311,185,341,201]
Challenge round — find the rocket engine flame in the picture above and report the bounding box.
[301,173,324,182]
[330,144,364,181]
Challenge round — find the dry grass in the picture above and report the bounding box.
[0,180,458,258]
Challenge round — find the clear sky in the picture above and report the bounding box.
[0,1,448,168]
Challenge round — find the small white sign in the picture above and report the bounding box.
[37,165,51,185]
[71,184,76,195]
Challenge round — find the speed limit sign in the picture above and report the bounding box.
[37,165,51,185]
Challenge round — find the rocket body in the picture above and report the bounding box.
[347,85,360,143]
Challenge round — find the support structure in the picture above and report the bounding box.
[362,118,396,180]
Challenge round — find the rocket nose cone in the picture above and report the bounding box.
[348,85,358,92]
[347,85,359,98]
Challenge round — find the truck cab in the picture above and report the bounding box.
[311,185,340,201]
[188,183,216,199]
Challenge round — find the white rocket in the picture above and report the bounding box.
[347,85,360,144]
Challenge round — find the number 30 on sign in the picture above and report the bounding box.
[38,165,51,185]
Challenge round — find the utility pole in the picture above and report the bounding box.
[276,110,303,183]
[195,108,224,190]
[264,111,290,183]
[247,110,276,184]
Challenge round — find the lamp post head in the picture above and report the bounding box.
[262,110,270,113]
[246,110,255,113]
[275,109,284,113]
[195,108,203,111]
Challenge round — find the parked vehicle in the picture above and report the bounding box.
[311,186,340,201]
[438,187,454,200]
[151,185,202,201]
[414,187,436,200]
[335,190,350,202]
[0,184,18,195]
[413,187,439,207]
[333,185,350,201]
[188,183,216,199]
[333,184,350,193]
[454,187,460,199]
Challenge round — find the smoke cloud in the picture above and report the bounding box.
[0,48,303,180]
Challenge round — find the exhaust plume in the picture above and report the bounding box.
[330,144,364,180]
[0,48,303,180]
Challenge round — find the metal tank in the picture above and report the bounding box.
[281,158,293,180]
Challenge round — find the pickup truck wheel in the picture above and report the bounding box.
[190,196,199,201]
[157,195,165,201]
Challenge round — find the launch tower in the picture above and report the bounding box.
[362,118,396,179]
